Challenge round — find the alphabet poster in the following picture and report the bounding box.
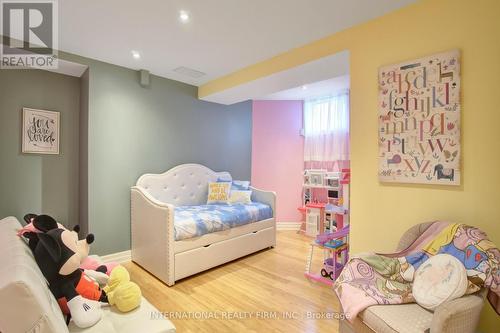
[378,50,460,185]
[22,108,60,154]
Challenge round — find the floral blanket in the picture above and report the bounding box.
[333,221,500,320]
[174,202,273,241]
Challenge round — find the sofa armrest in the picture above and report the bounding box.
[131,186,175,286]
[430,292,485,333]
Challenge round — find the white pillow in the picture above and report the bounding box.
[228,190,252,204]
[207,182,231,204]
[412,254,468,310]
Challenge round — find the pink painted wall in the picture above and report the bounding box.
[252,100,304,222]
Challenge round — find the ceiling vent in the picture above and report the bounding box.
[173,66,206,78]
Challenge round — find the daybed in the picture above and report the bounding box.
[130,164,276,286]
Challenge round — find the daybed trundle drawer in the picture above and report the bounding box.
[174,227,275,280]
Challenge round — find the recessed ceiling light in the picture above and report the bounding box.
[179,10,190,23]
[301,85,308,90]
[131,50,141,59]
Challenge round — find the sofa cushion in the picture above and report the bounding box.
[360,303,433,333]
[68,298,175,333]
[0,216,69,333]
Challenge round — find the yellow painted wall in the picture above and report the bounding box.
[200,0,500,330]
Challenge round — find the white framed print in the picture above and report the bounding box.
[378,50,461,185]
[22,108,60,154]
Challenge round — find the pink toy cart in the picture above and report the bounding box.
[304,225,349,285]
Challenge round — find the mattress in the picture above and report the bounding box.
[174,202,273,241]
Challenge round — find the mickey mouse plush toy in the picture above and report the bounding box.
[19,214,142,328]
[20,214,104,328]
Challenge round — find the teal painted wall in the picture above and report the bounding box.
[0,69,81,227]
[62,53,252,255]
[0,54,252,255]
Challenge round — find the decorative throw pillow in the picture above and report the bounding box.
[207,182,231,204]
[231,180,250,191]
[412,253,468,311]
[216,175,232,183]
[228,190,252,204]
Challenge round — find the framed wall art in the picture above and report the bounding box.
[22,108,60,154]
[378,50,460,185]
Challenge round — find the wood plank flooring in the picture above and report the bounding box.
[123,231,342,333]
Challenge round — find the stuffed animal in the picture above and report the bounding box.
[18,214,69,252]
[28,215,102,328]
[18,214,142,328]
[19,214,118,276]
[102,265,142,312]
[81,255,119,276]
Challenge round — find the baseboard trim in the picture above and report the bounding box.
[100,250,131,264]
[276,222,301,231]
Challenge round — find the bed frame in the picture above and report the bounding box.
[130,164,276,286]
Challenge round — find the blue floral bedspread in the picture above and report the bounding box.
[174,203,273,241]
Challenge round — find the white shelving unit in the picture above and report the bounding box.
[302,170,341,206]
[299,169,350,234]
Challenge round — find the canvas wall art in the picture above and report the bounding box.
[378,50,460,185]
[22,108,60,154]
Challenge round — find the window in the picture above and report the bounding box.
[304,93,349,136]
[303,93,349,162]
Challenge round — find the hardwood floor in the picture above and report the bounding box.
[124,231,342,333]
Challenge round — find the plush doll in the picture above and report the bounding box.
[102,265,142,312]
[18,214,142,328]
[18,214,69,252]
[31,216,103,328]
[18,214,111,284]
[81,255,119,276]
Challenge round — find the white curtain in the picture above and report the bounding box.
[303,93,349,162]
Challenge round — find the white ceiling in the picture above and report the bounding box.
[58,0,417,86]
[202,50,349,104]
[46,59,88,77]
[261,75,350,101]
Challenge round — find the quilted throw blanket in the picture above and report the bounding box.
[333,221,500,320]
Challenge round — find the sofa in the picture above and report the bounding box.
[0,216,176,333]
[339,222,486,333]
[131,163,276,286]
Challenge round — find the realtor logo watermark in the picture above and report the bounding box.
[1,0,58,69]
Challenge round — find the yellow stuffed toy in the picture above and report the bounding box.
[103,265,142,312]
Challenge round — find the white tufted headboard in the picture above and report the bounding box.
[136,164,232,206]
